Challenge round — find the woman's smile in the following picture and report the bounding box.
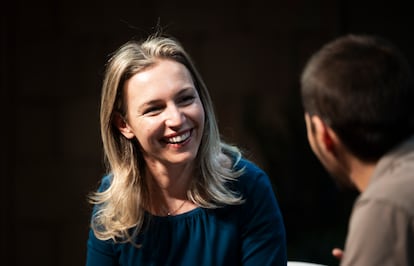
[163,129,192,145]
[118,58,205,166]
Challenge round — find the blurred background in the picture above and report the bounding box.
[1,1,413,265]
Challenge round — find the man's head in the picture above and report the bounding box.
[301,34,414,163]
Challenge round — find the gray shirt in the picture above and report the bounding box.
[341,137,414,266]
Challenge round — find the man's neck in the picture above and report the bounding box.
[348,158,377,192]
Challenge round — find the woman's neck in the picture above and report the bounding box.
[145,160,193,193]
[143,159,194,215]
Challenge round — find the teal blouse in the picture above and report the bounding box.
[86,158,287,265]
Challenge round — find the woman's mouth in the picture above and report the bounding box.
[164,130,192,144]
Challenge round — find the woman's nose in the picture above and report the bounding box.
[165,105,185,127]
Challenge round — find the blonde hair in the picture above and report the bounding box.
[89,33,244,243]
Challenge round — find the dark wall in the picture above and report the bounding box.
[1,1,412,265]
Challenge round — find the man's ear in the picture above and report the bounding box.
[310,115,338,155]
[113,112,135,139]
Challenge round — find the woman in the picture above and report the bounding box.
[86,32,287,265]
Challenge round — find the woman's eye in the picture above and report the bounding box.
[143,106,162,115]
[179,95,195,104]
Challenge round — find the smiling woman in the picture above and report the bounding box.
[115,59,205,168]
[85,31,287,266]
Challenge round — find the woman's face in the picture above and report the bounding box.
[118,59,205,167]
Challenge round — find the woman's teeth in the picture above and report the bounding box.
[167,131,191,144]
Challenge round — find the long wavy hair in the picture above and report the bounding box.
[89,33,245,243]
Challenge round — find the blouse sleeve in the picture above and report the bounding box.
[85,175,118,266]
[86,229,118,266]
[237,160,287,266]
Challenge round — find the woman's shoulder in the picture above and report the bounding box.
[233,157,272,191]
[97,173,113,192]
[234,156,267,176]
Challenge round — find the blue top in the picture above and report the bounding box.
[86,157,287,266]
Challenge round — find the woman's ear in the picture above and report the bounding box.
[113,112,135,139]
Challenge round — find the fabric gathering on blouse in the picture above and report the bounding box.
[86,157,287,266]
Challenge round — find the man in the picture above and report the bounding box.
[300,34,414,265]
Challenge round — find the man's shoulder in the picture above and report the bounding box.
[361,157,414,217]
